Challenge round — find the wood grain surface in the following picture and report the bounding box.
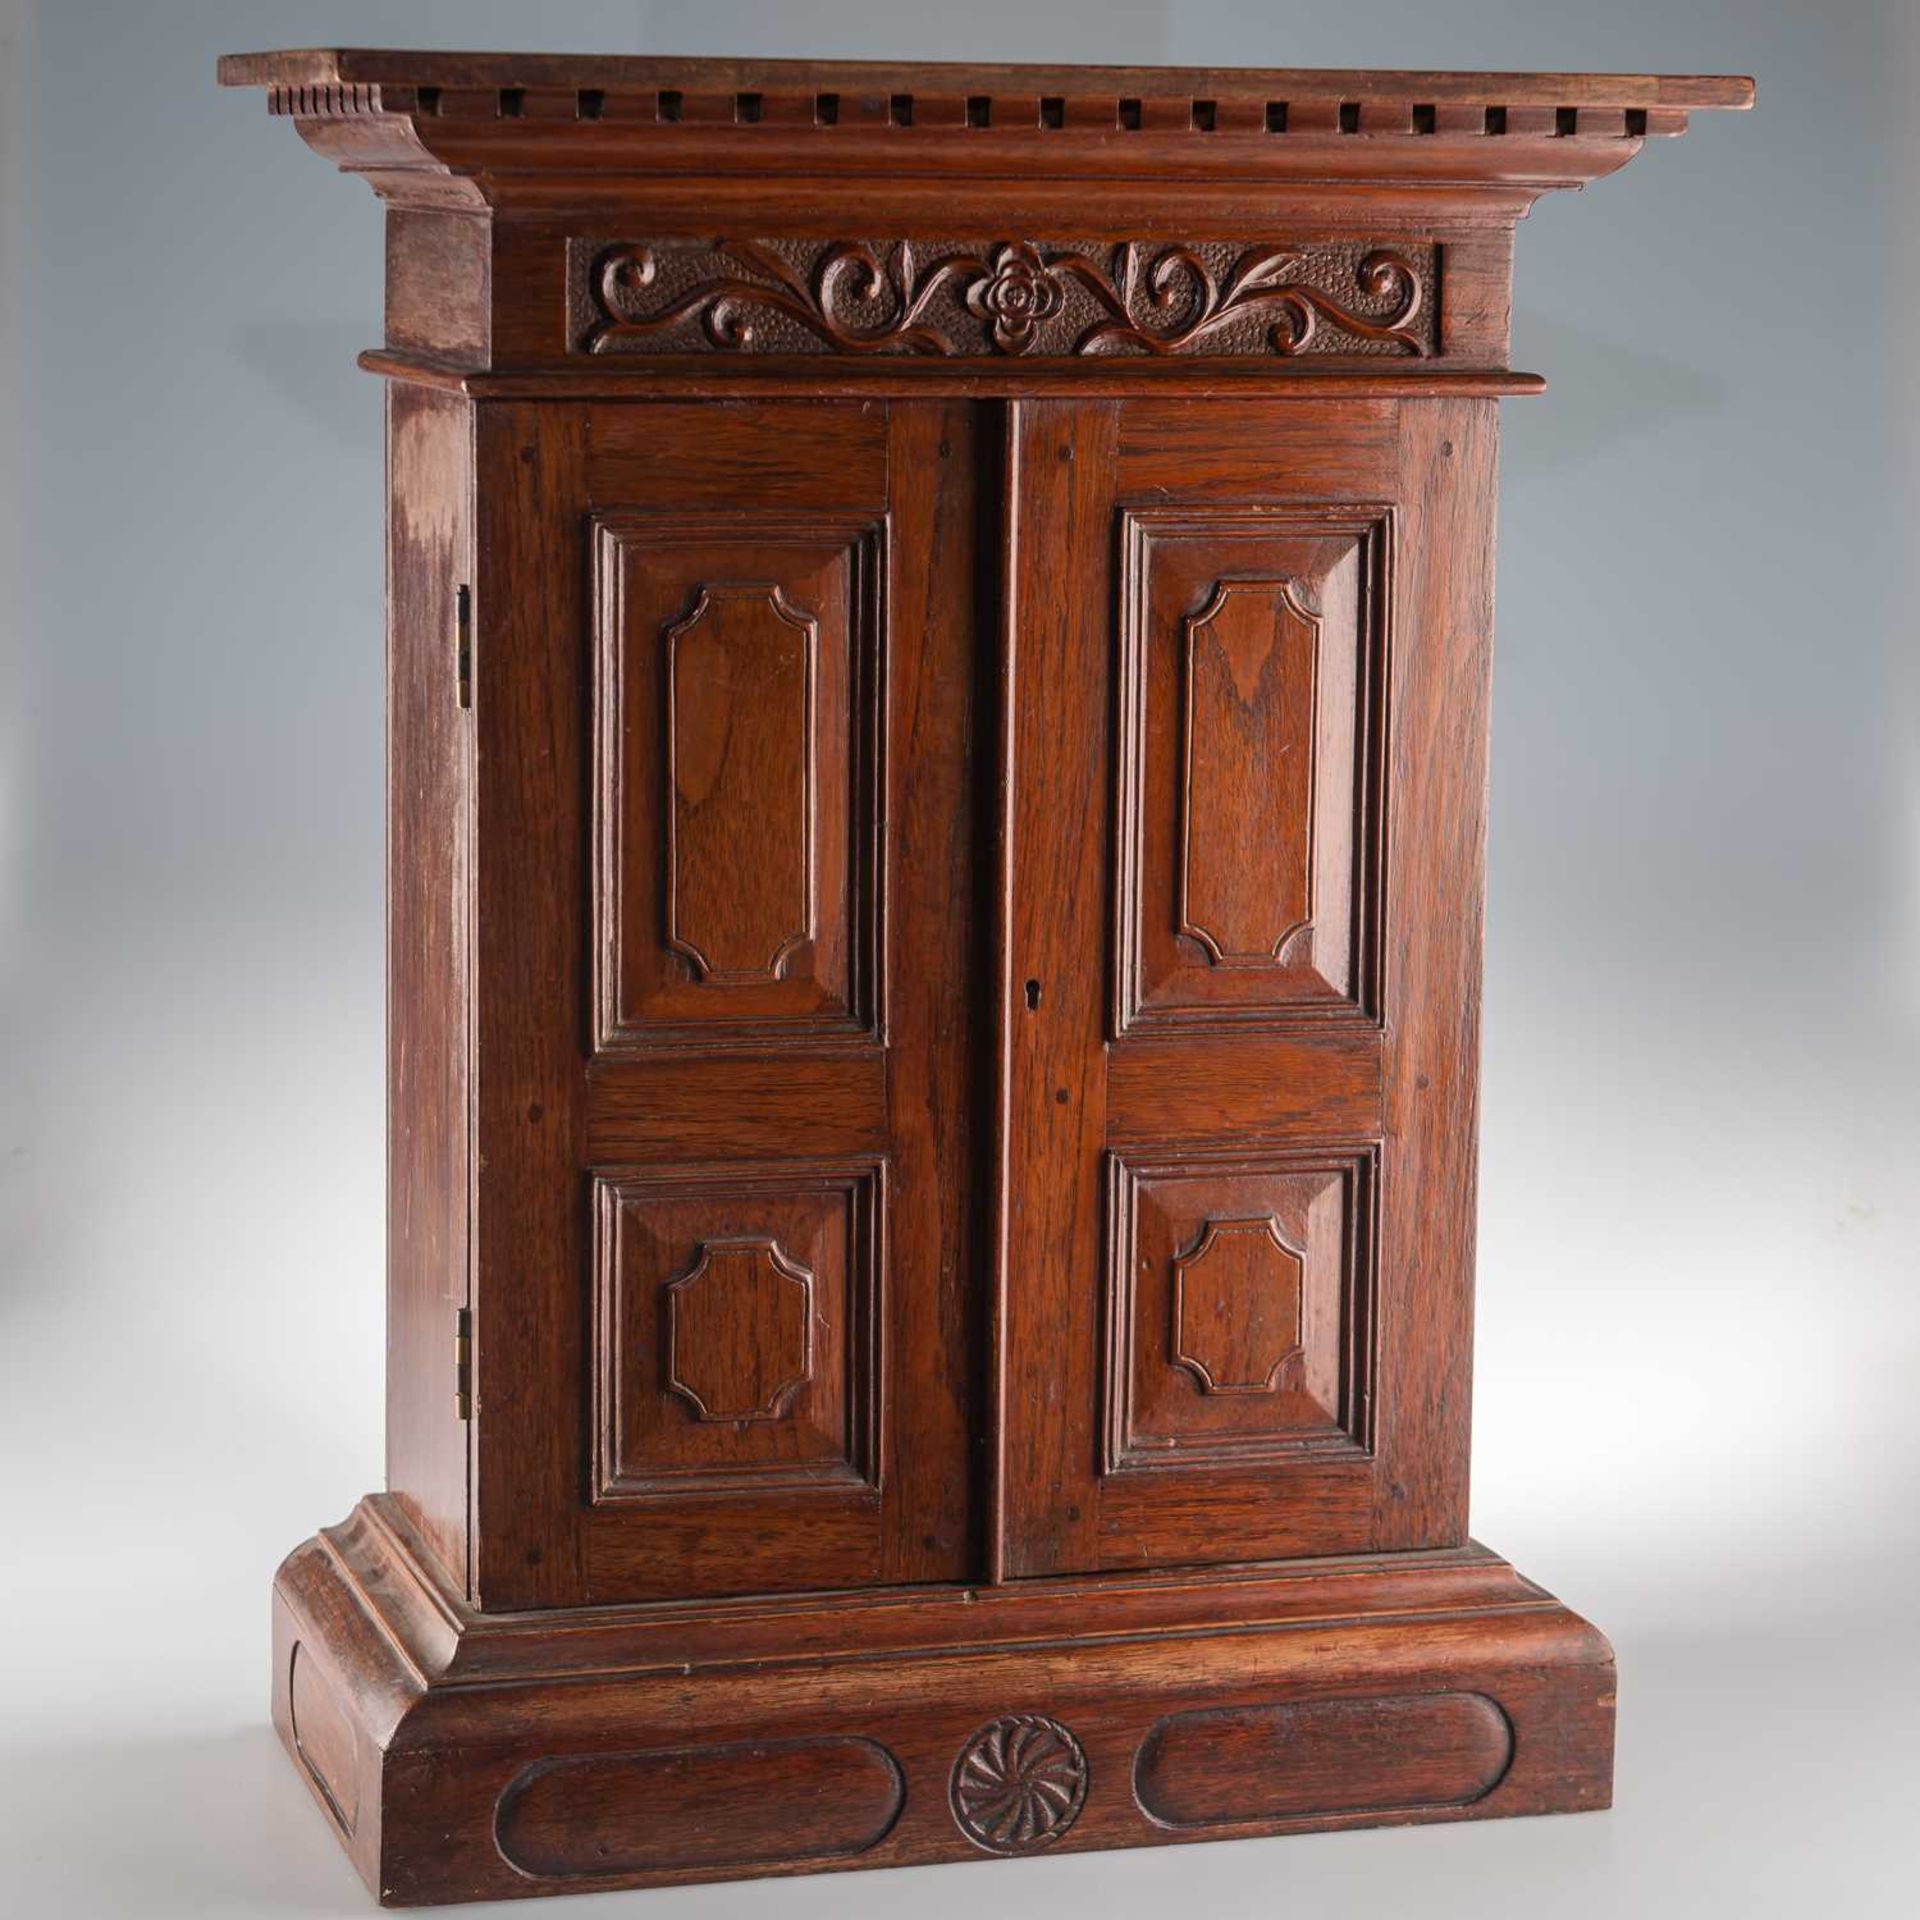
[220,45,1749,1902]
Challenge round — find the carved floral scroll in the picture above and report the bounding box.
[569,237,1433,359]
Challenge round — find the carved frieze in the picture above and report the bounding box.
[569,237,1434,359]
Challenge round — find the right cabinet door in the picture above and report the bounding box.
[997,395,1497,1578]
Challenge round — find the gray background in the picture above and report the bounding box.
[3,1,1914,1914]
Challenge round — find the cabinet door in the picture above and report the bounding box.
[470,400,984,1607]
[995,396,1495,1577]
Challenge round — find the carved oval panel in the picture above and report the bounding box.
[949,1713,1090,1854]
[1178,577,1320,967]
[1172,1216,1306,1395]
[666,583,816,983]
[1134,1693,1513,1828]
[666,1237,813,1422]
[495,1736,905,1879]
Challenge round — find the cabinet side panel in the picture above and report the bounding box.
[1372,396,1499,1544]
[386,383,474,1592]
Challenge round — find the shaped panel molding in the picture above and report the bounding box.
[1134,1694,1513,1828]
[1172,1216,1306,1395]
[1116,508,1389,1034]
[593,514,884,1049]
[665,585,816,984]
[1179,580,1320,967]
[666,1237,814,1422]
[593,1163,882,1501]
[1105,1149,1375,1474]
[496,1737,905,1880]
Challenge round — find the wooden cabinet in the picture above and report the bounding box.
[221,50,1749,1905]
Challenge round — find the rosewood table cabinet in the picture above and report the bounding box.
[219,51,1750,1906]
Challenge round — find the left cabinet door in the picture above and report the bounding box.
[467,399,985,1608]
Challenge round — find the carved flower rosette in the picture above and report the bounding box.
[949,1713,1090,1853]
[964,243,1067,353]
[574,237,1433,359]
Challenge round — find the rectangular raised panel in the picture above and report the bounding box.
[593,1164,882,1500]
[1115,507,1389,1035]
[593,513,884,1049]
[1105,1149,1375,1473]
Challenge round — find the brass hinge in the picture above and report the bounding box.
[455,583,473,710]
[454,1306,473,1421]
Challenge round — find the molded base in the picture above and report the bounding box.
[272,1498,1614,1906]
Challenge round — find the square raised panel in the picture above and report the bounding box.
[592,1163,882,1501]
[1114,507,1389,1035]
[593,513,885,1049]
[1104,1148,1375,1474]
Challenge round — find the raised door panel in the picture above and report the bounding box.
[471,399,980,1607]
[1106,1149,1374,1472]
[594,515,883,1047]
[997,396,1493,1578]
[1116,508,1388,1031]
[594,1163,881,1499]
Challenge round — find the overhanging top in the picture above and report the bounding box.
[217,48,1753,113]
[218,50,1751,211]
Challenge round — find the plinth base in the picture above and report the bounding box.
[272,1498,1614,1906]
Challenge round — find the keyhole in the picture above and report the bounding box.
[1024,979,1042,1011]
